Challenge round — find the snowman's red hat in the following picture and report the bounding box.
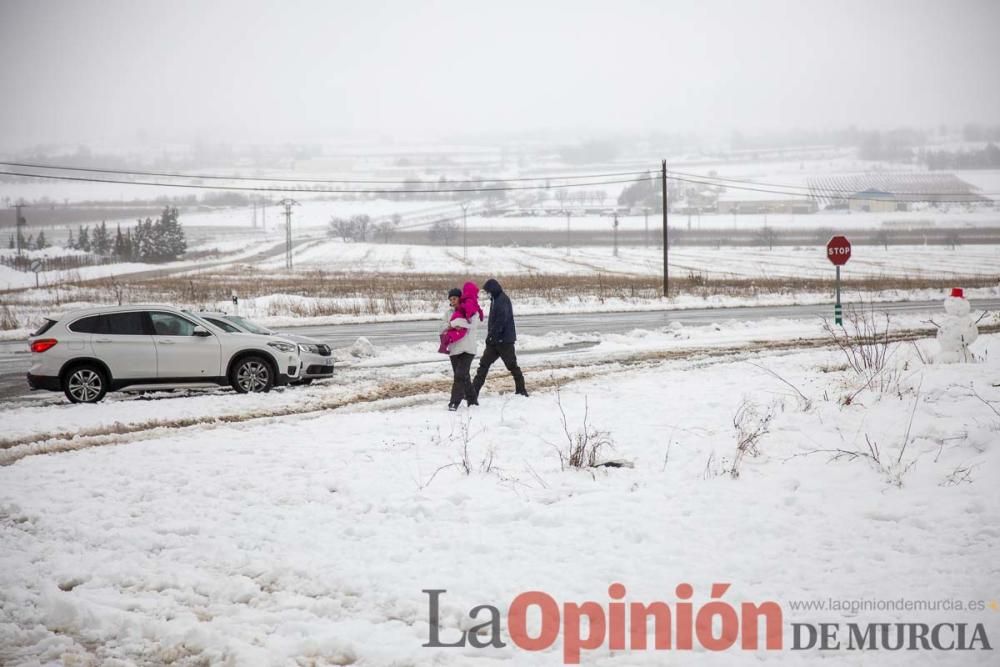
[950,287,965,298]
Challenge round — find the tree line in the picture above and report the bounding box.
[920,143,1000,170]
[7,207,187,262]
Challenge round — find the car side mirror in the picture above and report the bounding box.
[193,325,211,337]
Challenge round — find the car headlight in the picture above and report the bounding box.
[298,343,319,354]
[268,341,297,353]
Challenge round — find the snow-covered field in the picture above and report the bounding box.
[458,207,1000,232]
[0,238,284,292]
[262,239,1000,280]
[1,316,998,664]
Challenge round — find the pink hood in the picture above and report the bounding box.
[462,281,484,321]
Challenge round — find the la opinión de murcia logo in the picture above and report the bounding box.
[423,584,993,664]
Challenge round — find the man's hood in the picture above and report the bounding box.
[483,278,503,297]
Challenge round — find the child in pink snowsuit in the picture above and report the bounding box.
[439,281,484,353]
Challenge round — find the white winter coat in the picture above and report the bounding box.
[442,308,479,356]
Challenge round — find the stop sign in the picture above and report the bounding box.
[827,235,851,266]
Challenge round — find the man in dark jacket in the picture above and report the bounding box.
[473,278,528,398]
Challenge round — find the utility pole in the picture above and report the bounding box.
[13,203,27,258]
[252,199,258,229]
[261,198,267,231]
[612,212,619,257]
[566,210,571,256]
[662,160,669,297]
[460,202,469,262]
[278,199,299,270]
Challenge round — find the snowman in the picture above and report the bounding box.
[935,288,979,363]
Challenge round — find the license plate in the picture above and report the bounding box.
[325,358,334,366]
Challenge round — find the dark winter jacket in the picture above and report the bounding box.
[483,278,516,344]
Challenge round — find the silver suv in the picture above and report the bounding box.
[27,305,302,403]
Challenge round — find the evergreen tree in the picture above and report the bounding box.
[78,225,91,252]
[7,235,13,249]
[133,218,152,260]
[617,171,660,209]
[113,224,125,259]
[66,228,76,250]
[156,207,187,260]
[35,230,48,250]
[26,234,34,250]
[92,220,111,255]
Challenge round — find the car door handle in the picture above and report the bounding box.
[159,339,176,345]
[95,338,112,343]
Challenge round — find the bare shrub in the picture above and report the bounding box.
[554,391,614,470]
[789,379,924,489]
[420,417,494,486]
[797,434,917,488]
[823,298,900,394]
[940,463,978,487]
[747,362,812,410]
[108,277,128,306]
[0,303,20,330]
[455,417,493,475]
[725,399,776,479]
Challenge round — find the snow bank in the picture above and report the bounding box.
[1,333,997,664]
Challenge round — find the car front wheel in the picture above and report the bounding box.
[231,356,274,394]
[63,364,108,404]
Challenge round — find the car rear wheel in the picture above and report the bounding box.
[63,364,108,403]
[231,356,274,393]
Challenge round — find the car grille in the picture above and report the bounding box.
[316,344,331,356]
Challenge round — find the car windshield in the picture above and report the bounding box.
[226,315,274,335]
[204,317,242,333]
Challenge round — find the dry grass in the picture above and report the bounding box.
[3,269,994,319]
[554,391,614,470]
[0,303,20,330]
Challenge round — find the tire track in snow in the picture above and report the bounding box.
[4,323,997,465]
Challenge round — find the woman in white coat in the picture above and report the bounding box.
[442,286,480,410]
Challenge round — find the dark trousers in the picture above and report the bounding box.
[473,343,526,396]
[449,353,477,406]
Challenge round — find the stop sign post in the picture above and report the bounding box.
[827,235,851,325]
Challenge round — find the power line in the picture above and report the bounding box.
[0,170,645,194]
[0,168,994,204]
[7,158,996,198]
[0,161,656,185]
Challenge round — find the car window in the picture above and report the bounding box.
[149,312,199,336]
[205,317,241,333]
[227,316,273,335]
[32,319,58,336]
[68,315,108,334]
[106,312,149,335]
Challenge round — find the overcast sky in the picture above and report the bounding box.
[1,0,998,149]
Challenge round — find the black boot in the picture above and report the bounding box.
[513,370,528,397]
